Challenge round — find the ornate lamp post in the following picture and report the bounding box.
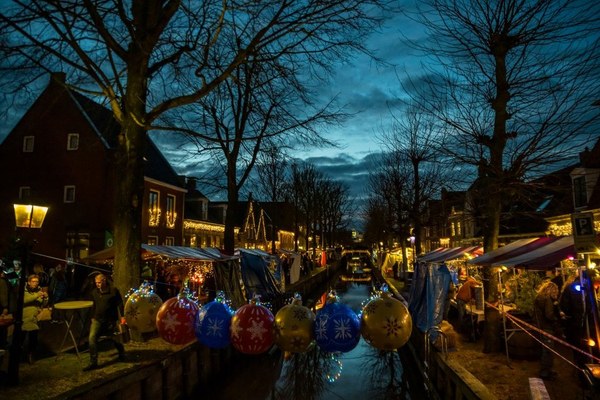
[7,203,48,386]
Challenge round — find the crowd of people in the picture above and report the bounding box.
[449,267,600,383]
[0,259,128,370]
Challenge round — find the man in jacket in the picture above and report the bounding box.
[83,273,125,371]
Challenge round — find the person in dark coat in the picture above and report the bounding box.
[533,280,561,380]
[83,273,125,371]
[559,272,599,382]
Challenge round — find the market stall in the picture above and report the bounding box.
[409,246,482,343]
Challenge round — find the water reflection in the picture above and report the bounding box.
[272,347,338,400]
[271,282,417,400]
[272,344,413,400]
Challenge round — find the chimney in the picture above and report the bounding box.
[186,177,197,191]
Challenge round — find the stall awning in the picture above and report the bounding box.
[490,236,575,269]
[86,245,238,262]
[142,245,237,261]
[427,246,483,263]
[467,237,558,266]
[418,247,450,262]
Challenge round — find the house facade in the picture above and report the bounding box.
[0,73,186,266]
[421,138,600,253]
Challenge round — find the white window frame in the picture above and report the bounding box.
[23,136,34,152]
[64,185,76,203]
[147,236,158,245]
[18,186,31,200]
[165,236,175,246]
[67,133,79,150]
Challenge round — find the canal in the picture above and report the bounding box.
[203,277,428,400]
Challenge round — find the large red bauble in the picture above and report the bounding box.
[230,302,275,355]
[156,296,199,345]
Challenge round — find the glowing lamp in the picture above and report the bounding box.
[8,202,48,386]
[588,339,596,347]
[13,204,48,229]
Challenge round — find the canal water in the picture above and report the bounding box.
[204,279,426,400]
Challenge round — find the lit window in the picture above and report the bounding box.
[19,186,31,200]
[64,186,76,203]
[67,133,79,150]
[149,190,160,226]
[23,136,34,152]
[147,236,158,245]
[166,194,176,228]
[165,237,175,246]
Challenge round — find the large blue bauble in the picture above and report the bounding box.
[194,300,233,349]
[313,301,360,353]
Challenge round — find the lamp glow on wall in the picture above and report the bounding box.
[8,203,48,386]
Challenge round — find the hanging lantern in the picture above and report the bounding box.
[124,281,163,334]
[274,294,315,353]
[195,292,234,349]
[156,287,199,345]
[360,288,412,351]
[314,292,360,353]
[230,297,275,355]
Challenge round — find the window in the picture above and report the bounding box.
[573,176,587,208]
[23,136,34,152]
[165,237,175,246]
[166,194,176,228]
[67,133,79,150]
[149,190,160,226]
[18,186,31,200]
[64,186,76,203]
[147,236,158,245]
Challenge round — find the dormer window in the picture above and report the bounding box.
[23,136,34,152]
[67,133,79,150]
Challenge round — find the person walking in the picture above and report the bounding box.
[84,273,126,371]
[533,280,561,381]
[22,274,48,363]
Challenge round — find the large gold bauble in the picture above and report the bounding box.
[360,294,412,351]
[274,301,315,353]
[125,291,163,334]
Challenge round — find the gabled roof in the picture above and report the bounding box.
[55,74,183,189]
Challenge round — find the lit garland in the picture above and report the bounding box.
[148,208,161,227]
[125,280,156,301]
[325,354,343,383]
[165,211,177,228]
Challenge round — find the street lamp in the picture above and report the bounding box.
[8,203,48,386]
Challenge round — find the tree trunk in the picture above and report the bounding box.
[113,114,145,294]
[224,166,239,254]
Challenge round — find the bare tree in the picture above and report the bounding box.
[168,51,345,253]
[381,103,451,255]
[255,144,290,203]
[0,0,394,291]
[404,0,600,352]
